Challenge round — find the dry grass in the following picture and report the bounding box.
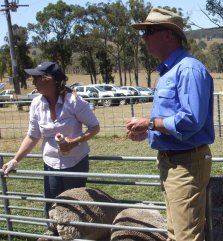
[1,71,223,93]
[66,71,223,93]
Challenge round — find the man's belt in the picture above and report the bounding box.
[161,144,207,157]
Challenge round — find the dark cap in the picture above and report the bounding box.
[24,62,67,82]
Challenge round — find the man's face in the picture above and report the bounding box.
[142,27,168,60]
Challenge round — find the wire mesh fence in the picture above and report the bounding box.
[0,94,222,147]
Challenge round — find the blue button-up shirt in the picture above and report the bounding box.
[149,48,215,151]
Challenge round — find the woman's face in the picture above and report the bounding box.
[32,75,55,95]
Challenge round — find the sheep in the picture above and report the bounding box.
[49,187,121,241]
[110,208,167,241]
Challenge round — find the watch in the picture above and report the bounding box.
[148,119,155,130]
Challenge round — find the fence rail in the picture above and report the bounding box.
[0,153,223,241]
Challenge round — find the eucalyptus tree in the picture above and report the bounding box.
[0,45,9,81]
[71,4,103,84]
[83,2,133,85]
[72,26,100,84]
[3,24,32,89]
[205,0,223,27]
[104,1,132,86]
[128,0,152,86]
[27,0,84,71]
[11,25,33,89]
[208,42,223,72]
[80,2,116,84]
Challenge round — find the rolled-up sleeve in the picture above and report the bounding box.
[74,97,99,128]
[27,101,41,138]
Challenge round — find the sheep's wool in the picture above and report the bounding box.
[49,187,120,240]
[111,208,167,241]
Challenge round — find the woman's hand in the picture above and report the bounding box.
[58,137,80,153]
[2,159,18,175]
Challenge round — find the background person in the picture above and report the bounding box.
[2,61,100,240]
[126,8,215,241]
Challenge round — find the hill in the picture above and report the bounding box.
[186,28,223,42]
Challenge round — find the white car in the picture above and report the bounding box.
[91,84,129,105]
[0,89,15,96]
[134,86,153,96]
[119,86,141,96]
[74,85,121,107]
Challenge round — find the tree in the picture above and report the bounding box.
[3,25,33,89]
[128,0,152,86]
[0,45,10,81]
[28,1,84,71]
[186,38,208,67]
[208,42,223,72]
[12,25,33,89]
[96,48,114,83]
[86,3,115,84]
[205,0,223,27]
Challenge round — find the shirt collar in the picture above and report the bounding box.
[157,48,185,76]
[42,95,64,106]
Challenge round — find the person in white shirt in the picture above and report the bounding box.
[2,61,100,240]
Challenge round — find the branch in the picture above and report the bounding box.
[200,8,221,27]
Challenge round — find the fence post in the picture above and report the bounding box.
[0,156,13,241]
[216,94,222,137]
[130,97,134,117]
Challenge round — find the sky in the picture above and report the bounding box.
[0,0,216,47]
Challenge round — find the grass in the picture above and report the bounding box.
[0,71,223,240]
[0,135,223,240]
[1,71,223,93]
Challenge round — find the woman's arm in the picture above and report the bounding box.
[2,135,40,175]
[59,125,100,153]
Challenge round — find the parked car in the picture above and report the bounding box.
[134,86,154,102]
[119,86,140,96]
[120,86,154,102]
[134,86,153,96]
[0,89,16,107]
[0,89,15,96]
[91,84,128,105]
[73,85,98,98]
[69,82,81,89]
[74,85,121,107]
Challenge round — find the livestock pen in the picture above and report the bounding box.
[0,95,223,240]
[0,154,223,241]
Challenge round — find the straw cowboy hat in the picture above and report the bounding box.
[132,8,187,42]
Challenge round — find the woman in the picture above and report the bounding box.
[2,61,100,240]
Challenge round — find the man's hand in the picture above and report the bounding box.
[126,117,149,132]
[2,159,18,175]
[127,130,148,141]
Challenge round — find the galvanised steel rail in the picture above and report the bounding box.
[0,153,166,241]
[0,153,223,241]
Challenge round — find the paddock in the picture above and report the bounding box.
[0,153,223,241]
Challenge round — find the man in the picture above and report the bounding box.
[126,8,215,241]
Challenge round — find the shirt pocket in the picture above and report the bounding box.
[157,89,176,115]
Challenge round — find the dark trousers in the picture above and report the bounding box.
[43,155,89,221]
